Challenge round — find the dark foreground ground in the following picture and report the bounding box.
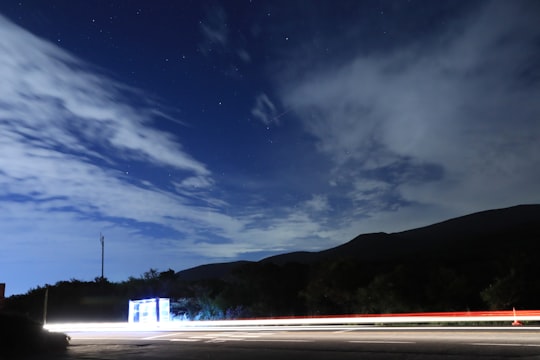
[17,327,540,360]
[0,313,69,359]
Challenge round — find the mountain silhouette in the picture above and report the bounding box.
[177,204,540,281]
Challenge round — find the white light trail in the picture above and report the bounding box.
[43,310,540,333]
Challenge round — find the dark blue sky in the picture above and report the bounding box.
[1,0,539,296]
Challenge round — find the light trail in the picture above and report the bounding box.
[44,310,540,333]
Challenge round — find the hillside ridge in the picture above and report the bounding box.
[176,204,540,281]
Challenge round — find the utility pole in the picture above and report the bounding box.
[100,233,105,280]
[43,286,48,325]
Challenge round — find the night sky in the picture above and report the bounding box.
[1,0,539,296]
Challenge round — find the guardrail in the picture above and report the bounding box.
[44,310,540,332]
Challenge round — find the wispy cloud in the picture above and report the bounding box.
[0,15,193,287]
[3,1,539,296]
[0,15,209,176]
[198,5,252,65]
[304,194,331,213]
[237,49,251,63]
[278,1,540,220]
[251,93,279,126]
[0,13,336,294]
[0,13,226,235]
[199,6,228,52]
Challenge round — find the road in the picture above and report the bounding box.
[34,327,540,360]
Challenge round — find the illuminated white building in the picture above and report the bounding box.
[128,298,170,323]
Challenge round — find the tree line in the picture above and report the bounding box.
[4,252,539,323]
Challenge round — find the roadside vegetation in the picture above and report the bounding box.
[4,254,539,323]
[4,205,539,322]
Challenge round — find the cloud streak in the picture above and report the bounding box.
[251,93,279,126]
[199,6,228,51]
[0,13,337,294]
[198,5,252,66]
[0,13,229,236]
[2,17,210,175]
[2,1,539,296]
[278,0,540,219]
